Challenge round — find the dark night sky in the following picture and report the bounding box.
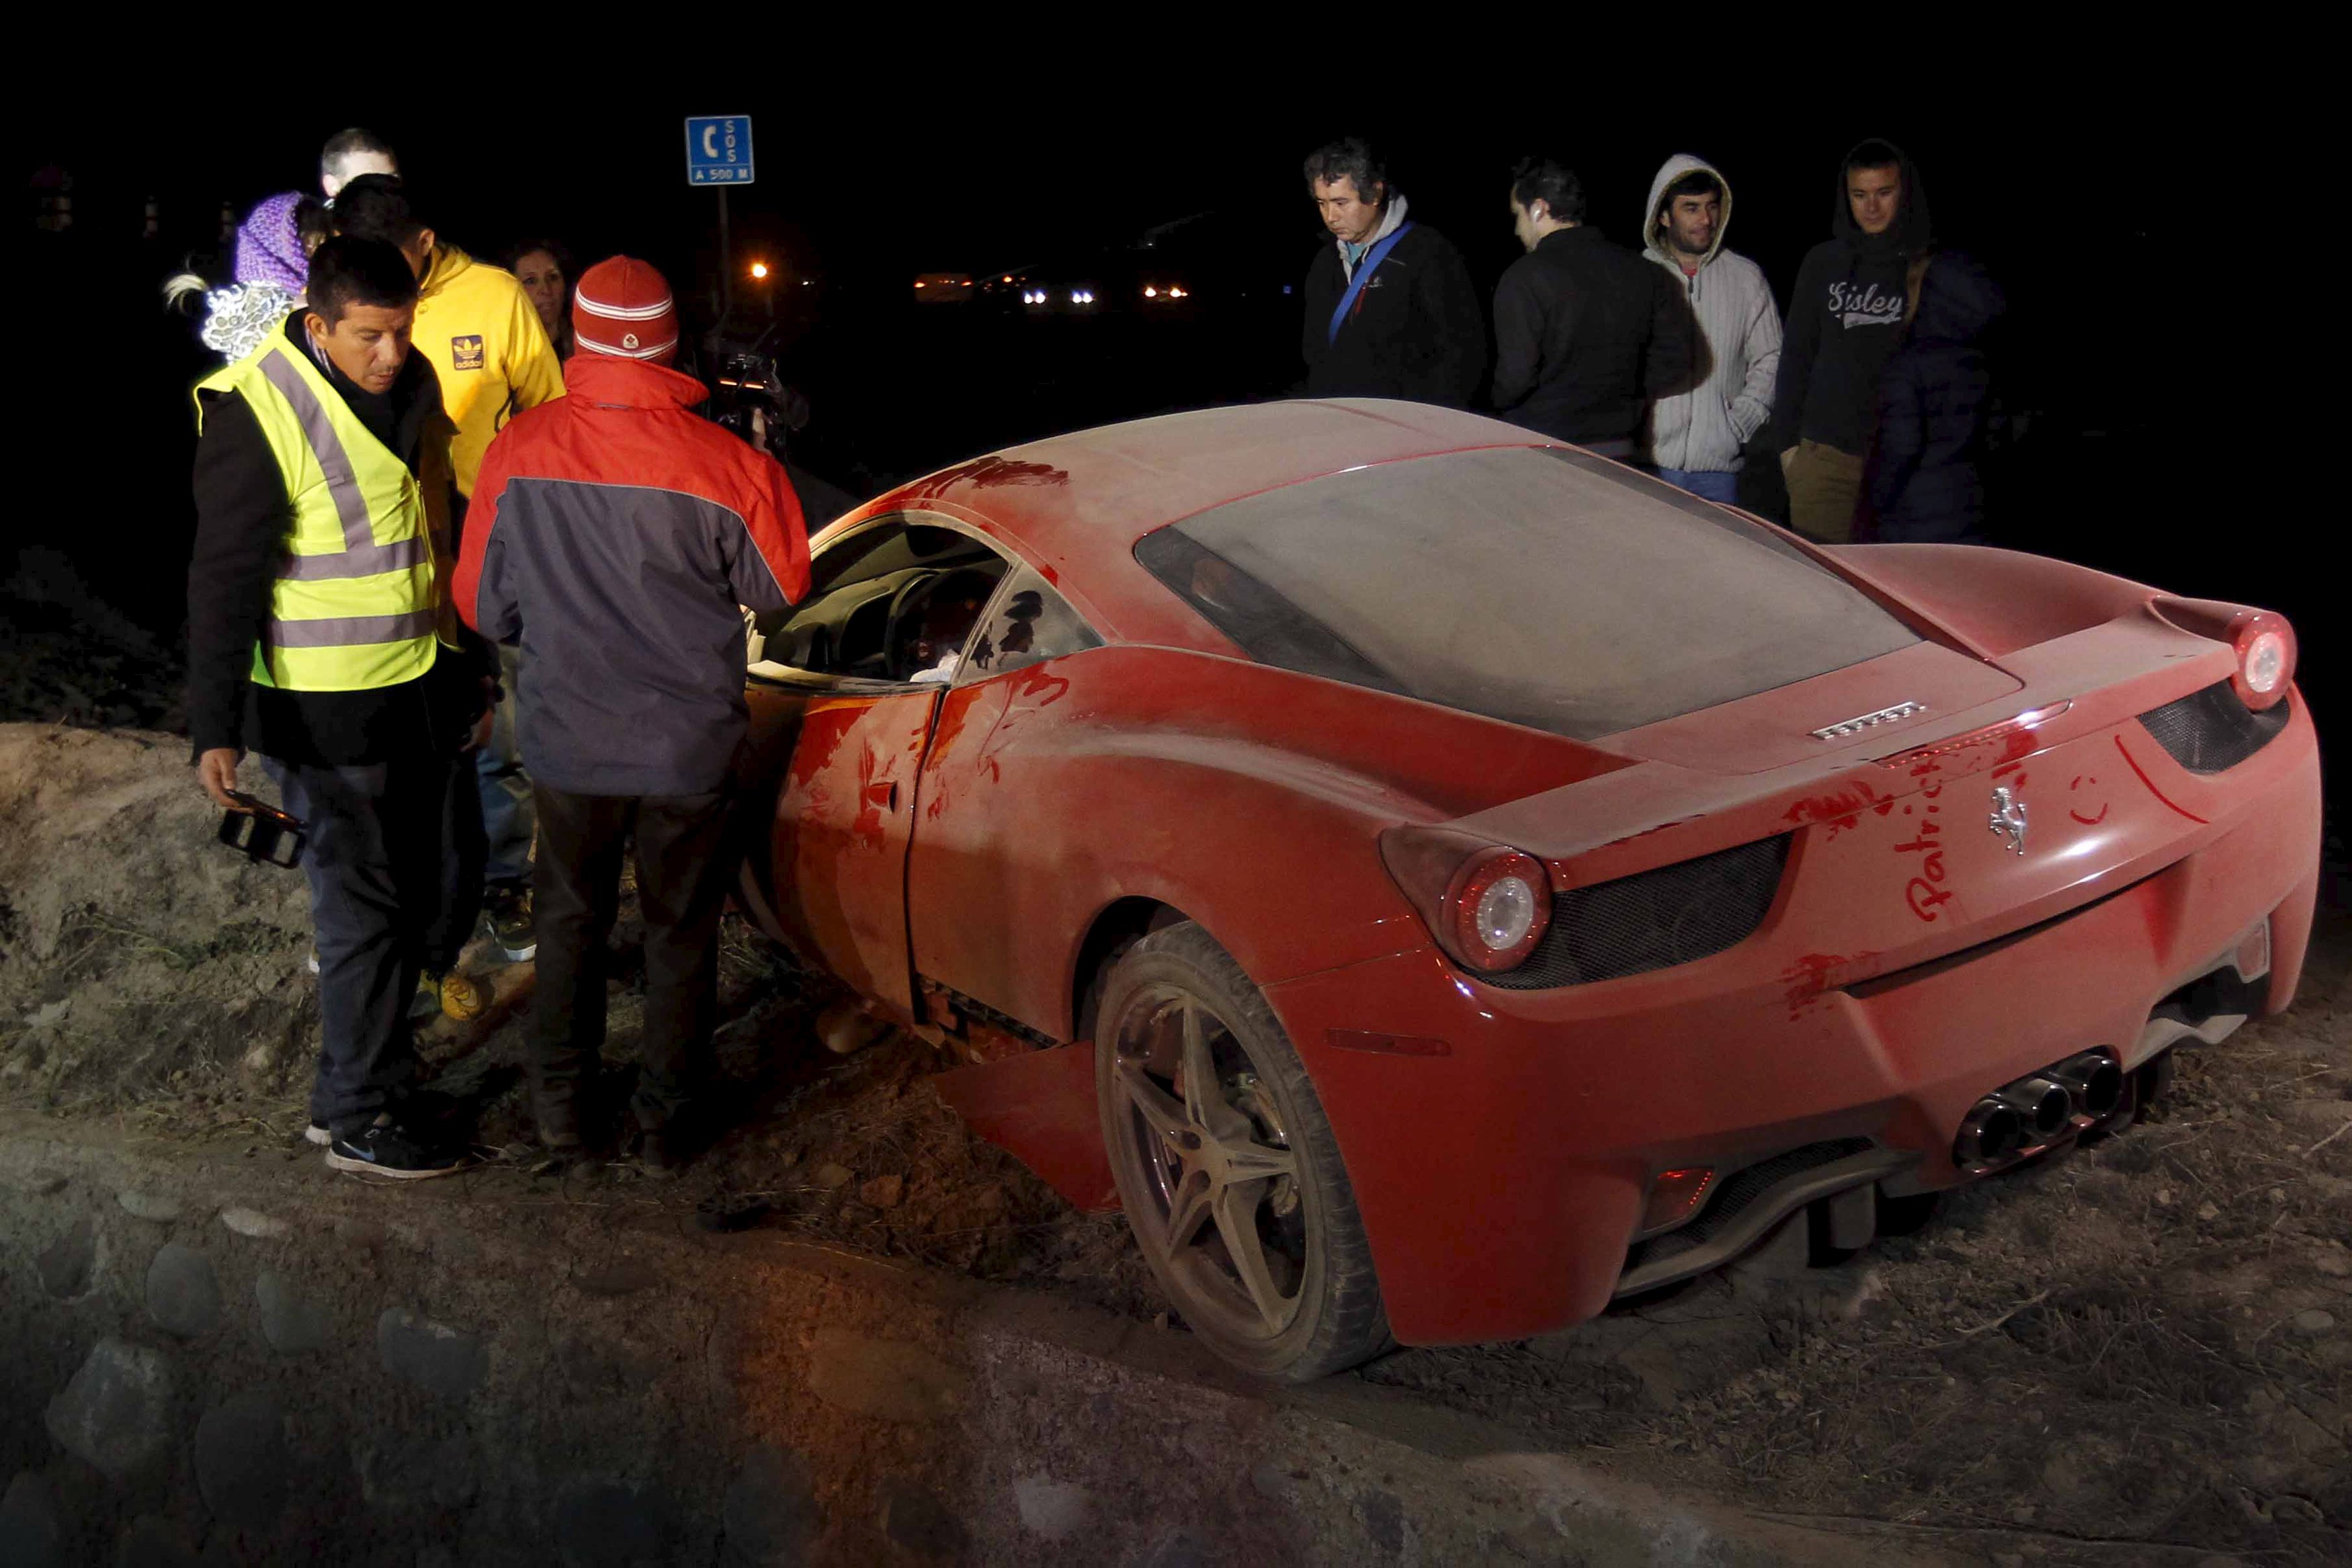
[22,67,2177,312]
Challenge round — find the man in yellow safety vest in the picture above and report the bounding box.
[187,236,495,1179]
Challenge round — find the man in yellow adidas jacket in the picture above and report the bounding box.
[187,237,493,1180]
[333,175,562,963]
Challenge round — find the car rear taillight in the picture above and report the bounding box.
[1448,848,1552,972]
[2236,623,2293,709]
[1380,827,1552,975]
[2153,596,2298,711]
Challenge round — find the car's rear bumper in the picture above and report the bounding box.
[1268,702,2322,1347]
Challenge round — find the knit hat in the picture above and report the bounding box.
[573,256,678,363]
[234,191,310,295]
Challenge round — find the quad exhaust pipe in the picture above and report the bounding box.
[2050,1050,2125,1125]
[1994,1076,2074,1142]
[1954,1049,2130,1172]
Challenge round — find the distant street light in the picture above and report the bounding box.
[749,261,769,279]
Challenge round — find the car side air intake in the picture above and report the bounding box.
[2135,680,2290,774]
[1484,836,1791,991]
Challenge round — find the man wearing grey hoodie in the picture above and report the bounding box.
[1637,156,1781,505]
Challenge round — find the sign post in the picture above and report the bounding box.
[685,116,755,316]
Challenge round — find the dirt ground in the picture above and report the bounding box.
[3,715,2348,1567]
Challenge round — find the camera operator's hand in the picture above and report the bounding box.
[199,748,249,811]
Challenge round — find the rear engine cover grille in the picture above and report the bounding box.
[1488,836,1791,990]
[2136,681,2288,773]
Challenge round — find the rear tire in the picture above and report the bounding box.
[1094,921,1388,1381]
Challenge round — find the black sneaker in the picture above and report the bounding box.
[485,885,537,963]
[325,1116,473,1180]
[312,1086,458,1149]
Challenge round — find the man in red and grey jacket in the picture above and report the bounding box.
[454,256,810,1171]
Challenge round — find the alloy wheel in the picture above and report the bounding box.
[1107,983,1308,1340]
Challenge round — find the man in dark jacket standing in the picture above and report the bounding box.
[188,237,492,1179]
[1769,138,1935,542]
[1300,138,1484,407]
[454,257,810,1172]
[1865,253,2006,542]
[1491,158,1696,457]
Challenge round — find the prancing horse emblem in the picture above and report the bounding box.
[1988,785,2029,855]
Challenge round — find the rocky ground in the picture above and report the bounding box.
[1,686,2348,1563]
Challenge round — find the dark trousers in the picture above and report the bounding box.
[531,784,732,1131]
[265,752,484,1135]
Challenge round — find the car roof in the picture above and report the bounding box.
[851,399,1554,648]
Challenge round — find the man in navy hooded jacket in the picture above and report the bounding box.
[1769,139,1935,543]
[1299,137,1486,408]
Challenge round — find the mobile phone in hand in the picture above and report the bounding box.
[218,791,307,869]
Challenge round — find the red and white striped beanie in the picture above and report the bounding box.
[573,255,679,363]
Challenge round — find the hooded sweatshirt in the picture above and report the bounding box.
[410,243,567,498]
[1865,252,2006,541]
[1300,193,1486,408]
[1769,140,1935,457]
[1636,155,1782,474]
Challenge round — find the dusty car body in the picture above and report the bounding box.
[732,399,2322,1380]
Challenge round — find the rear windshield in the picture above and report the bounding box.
[1134,447,1919,739]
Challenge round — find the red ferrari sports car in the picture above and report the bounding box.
[732,399,2322,1381]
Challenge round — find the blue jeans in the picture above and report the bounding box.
[477,644,534,887]
[1654,467,1740,504]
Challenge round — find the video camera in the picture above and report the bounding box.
[704,327,808,458]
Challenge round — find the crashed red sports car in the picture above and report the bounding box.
[730,399,2322,1381]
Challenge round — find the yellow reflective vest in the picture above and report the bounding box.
[194,329,454,693]
[410,244,565,495]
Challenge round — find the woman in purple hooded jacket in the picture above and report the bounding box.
[165,191,331,361]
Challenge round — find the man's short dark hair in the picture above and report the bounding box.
[1663,168,1724,207]
[1510,157,1586,224]
[1304,138,1386,204]
[306,236,419,326]
[1844,138,1904,175]
[321,127,397,184]
[331,175,425,247]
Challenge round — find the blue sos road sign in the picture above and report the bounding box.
[685,117,754,186]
